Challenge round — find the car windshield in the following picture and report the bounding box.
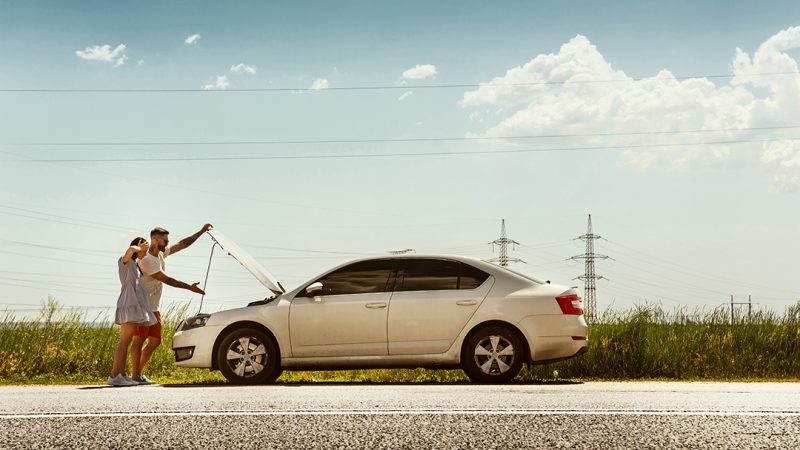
[498,266,544,284]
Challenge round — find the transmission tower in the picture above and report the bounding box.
[489,219,525,267]
[570,214,609,321]
[388,248,415,254]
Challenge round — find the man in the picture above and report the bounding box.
[131,223,213,384]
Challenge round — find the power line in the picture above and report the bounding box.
[600,240,800,296]
[0,71,796,93]
[4,137,797,163]
[5,125,800,147]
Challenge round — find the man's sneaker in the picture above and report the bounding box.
[107,374,137,387]
[132,375,155,385]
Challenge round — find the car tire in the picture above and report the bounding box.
[461,326,524,383]
[216,327,281,385]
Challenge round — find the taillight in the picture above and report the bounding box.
[556,294,583,315]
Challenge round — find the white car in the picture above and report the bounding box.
[172,230,588,384]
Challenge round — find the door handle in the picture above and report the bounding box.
[456,300,478,306]
[365,302,387,309]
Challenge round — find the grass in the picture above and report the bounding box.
[1,297,799,385]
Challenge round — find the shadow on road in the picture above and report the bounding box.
[157,380,584,388]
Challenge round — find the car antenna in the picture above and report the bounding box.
[198,237,219,315]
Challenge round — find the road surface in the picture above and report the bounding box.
[1,382,798,449]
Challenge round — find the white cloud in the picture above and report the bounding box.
[137,59,145,66]
[310,78,330,90]
[230,63,257,75]
[402,64,437,80]
[75,44,128,67]
[185,34,202,45]
[761,140,800,192]
[460,28,800,190]
[398,91,414,101]
[203,75,230,90]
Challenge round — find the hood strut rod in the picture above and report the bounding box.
[198,241,219,315]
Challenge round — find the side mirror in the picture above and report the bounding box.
[306,282,323,302]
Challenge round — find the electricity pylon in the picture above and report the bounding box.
[570,214,609,321]
[489,219,525,267]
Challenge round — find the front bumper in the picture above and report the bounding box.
[171,324,224,368]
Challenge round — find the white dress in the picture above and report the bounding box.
[115,257,157,325]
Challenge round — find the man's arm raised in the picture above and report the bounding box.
[150,271,206,295]
[169,223,213,254]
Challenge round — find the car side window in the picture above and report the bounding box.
[458,263,490,289]
[296,259,395,297]
[397,258,459,291]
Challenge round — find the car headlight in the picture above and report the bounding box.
[178,314,211,331]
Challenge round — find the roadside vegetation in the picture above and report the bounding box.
[1,297,798,384]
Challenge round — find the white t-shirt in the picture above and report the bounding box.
[138,247,171,312]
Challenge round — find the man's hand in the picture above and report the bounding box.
[170,223,214,254]
[150,272,206,295]
[189,282,206,295]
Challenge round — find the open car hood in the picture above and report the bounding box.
[207,229,284,296]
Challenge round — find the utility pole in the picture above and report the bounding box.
[489,219,524,267]
[570,214,609,322]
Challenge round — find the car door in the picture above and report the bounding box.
[388,258,494,355]
[289,259,397,357]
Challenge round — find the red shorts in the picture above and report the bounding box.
[136,311,162,340]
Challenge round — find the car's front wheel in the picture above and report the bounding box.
[216,327,281,384]
[461,326,524,383]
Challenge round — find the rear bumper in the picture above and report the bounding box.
[532,345,588,365]
[516,314,589,363]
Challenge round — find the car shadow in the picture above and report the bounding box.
[158,380,584,388]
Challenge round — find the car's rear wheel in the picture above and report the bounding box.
[216,327,281,384]
[461,326,523,383]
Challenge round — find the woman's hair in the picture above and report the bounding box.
[129,237,147,261]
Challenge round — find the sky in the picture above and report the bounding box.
[0,0,799,319]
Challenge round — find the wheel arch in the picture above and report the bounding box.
[211,321,281,371]
[460,320,531,365]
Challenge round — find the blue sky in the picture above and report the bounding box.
[1,1,799,317]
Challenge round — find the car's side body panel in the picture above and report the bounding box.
[289,291,390,357]
[387,277,494,355]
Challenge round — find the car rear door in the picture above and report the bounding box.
[289,259,397,357]
[387,258,494,355]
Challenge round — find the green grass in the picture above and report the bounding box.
[1,297,799,385]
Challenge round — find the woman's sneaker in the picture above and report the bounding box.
[107,374,137,387]
[132,375,155,385]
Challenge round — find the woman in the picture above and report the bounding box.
[108,237,158,386]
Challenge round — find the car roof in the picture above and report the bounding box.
[343,253,487,264]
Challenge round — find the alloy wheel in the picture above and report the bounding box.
[473,335,515,375]
[225,336,268,378]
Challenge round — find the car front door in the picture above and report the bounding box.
[388,258,494,355]
[289,259,396,357]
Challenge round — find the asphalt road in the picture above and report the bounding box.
[1,382,798,449]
